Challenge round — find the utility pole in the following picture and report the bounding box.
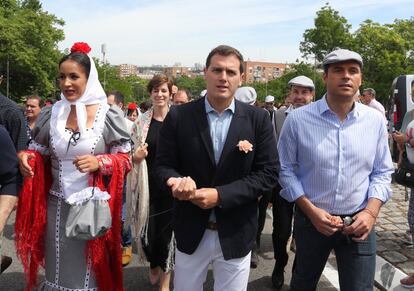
[101,44,107,90]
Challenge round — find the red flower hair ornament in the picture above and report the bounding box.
[127,103,137,110]
[70,42,92,54]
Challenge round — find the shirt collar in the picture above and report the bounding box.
[285,105,294,115]
[318,94,361,119]
[204,97,235,115]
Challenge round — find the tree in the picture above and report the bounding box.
[0,0,64,100]
[300,4,353,62]
[175,75,206,99]
[390,18,414,72]
[301,5,414,105]
[94,60,149,104]
[353,20,408,102]
[249,62,324,104]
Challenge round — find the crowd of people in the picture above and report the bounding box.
[0,41,410,291]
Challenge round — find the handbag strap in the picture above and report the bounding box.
[85,173,97,202]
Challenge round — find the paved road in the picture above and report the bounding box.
[0,211,335,290]
[376,183,413,275]
[2,179,410,290]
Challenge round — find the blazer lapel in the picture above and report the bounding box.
[194,98,216,166]
[217,100,245,168]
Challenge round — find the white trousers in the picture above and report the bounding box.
[173,229,251,291]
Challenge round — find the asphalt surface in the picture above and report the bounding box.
[0,211,335,291]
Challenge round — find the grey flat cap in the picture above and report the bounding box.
[323,48,363,68]
[235,87,257,105]
[288,76,315,90]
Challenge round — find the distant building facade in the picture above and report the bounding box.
[163,66,192,79]
[243,61,289,84]
[163,66,206,79]
[118,64,138,78]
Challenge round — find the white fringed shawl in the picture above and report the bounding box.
[126,108,153,263]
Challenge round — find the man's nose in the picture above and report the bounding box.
[219,70,227,81]
[342,70,352,79]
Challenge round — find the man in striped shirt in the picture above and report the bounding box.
[278,49,394,291]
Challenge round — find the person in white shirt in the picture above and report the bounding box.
[362,88,385,116]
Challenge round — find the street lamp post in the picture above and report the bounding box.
[101,44,107,90]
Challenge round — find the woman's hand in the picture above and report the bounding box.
[393,131,408,145]
[133,143,148,163]
[73,155,99,173]
[18,151,35,177]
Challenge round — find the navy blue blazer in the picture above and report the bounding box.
[155,97,279,260]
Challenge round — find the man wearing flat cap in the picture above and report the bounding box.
[271,75,315,289]
[278,48,393,290]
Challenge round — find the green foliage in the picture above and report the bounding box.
[301,5,414,104]
[353,20,408,102]
[175,75,206,99]
[390,18,414,72]
[0,0,64,100]
[300,4,353,62]
[94,59,149,104]
[249,62,324,104]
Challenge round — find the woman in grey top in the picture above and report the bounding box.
[17,42,131,291]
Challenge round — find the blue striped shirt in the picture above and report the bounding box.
[278,96,394,215]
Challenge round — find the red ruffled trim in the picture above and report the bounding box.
[87,152,130,291]
[15,150,51,291]
[15,152,131,291]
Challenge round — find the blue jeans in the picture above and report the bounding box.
[291,209,376,291]
[121,179,132,247]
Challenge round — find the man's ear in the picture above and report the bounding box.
[322,72,328,85]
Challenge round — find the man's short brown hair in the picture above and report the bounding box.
[205,45,244,74]
[147,75,173,94]
[26,95,44,107]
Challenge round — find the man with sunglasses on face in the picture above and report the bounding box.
[278,49,393,291]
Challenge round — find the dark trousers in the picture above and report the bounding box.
[291,209,376,291]
[121,179,132,247]
[271,184,294,269]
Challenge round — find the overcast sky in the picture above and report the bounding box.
[40,0,413,66]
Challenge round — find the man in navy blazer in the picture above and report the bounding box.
[156,45,279,291]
